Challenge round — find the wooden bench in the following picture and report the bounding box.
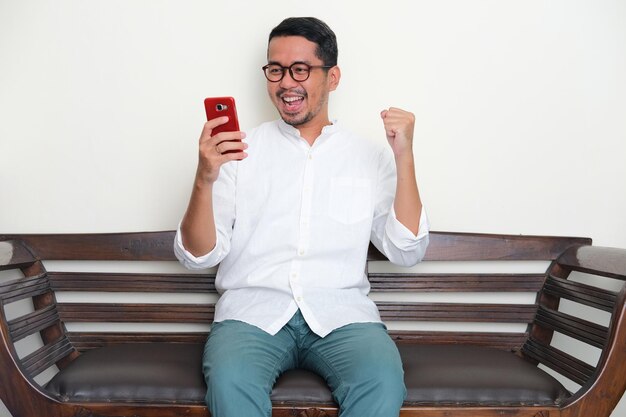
[1,230,625,417]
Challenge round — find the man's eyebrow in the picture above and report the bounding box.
[266,60,312,66]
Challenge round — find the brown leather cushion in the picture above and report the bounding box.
[45,343,569,406]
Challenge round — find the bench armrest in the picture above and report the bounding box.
[557,246,626,417]
[0,239,69,417]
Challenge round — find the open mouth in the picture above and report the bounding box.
[280,94,305,113]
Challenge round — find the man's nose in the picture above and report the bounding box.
[279,69,299,88]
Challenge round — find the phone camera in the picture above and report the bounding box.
[216,104,228,111]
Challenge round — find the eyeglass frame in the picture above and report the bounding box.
[262,62,334,82]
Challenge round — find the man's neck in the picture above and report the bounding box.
[295,119,332,146]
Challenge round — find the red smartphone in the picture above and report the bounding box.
[204,97,240,135]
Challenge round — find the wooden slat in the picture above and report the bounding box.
[376,302,537,323]
[66,332,207,351]
[522,338,595,386]
[369,273,545,292]
[56,303,215,323]
[21,336,74,377]
[0,239,37,271]
[51,272,546,293]
[8,305,59,342]
[49,272,217,293]
[544,276,617,312]
[558,245,626,280]
[368,232,591,262]
[389,330,528,350]
[50,272,545,294]
[0,232,176,261]
[534,306,608,349]
[0,273,49,304]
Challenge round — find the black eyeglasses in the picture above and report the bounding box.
[262,62,333,82]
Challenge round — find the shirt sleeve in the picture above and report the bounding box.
[174,222,227,270]
[173,161,237,270]
[380,205,430,266]
[370,148,430,266]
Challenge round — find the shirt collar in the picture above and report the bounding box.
[276,119,340,145]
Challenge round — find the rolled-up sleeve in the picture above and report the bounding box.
[174,223,228,270]
[380,206,430,266]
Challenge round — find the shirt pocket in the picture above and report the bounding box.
[328,177,373,225]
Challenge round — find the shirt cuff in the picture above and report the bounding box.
[385,206,430,249]
[174,222,222,269]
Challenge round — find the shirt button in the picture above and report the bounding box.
[296,296,303,302]
[298,249,305,256]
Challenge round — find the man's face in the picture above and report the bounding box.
[266,36,339,130]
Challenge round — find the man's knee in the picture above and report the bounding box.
[335,360,406,417]
[205,355,252,390]
[202,322,272,412]
[354,355,406,395]
[327,324,406,412]
[204,355,274,416]
[203,343,275,396]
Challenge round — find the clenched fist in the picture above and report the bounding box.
[380,107,415,159]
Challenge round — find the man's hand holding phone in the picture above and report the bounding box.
[197,97,247,185]
[197,118,247,184]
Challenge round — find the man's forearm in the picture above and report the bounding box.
[393,154,422,236]
[180,179,217,257]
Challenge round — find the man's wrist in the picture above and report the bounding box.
[194,171,216,190]
[394,152,416,175]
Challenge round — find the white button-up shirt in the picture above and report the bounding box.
[175,119,429,337]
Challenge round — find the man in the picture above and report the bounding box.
[175,17,429,417]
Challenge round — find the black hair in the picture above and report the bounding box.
[268,17,338,67]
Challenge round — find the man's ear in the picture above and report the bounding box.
[328,66,341,92]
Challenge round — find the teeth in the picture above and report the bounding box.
[283,96,302,103]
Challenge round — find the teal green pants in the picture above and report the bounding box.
[203,310,406,417]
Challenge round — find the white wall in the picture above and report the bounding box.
[1,1,625,416]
